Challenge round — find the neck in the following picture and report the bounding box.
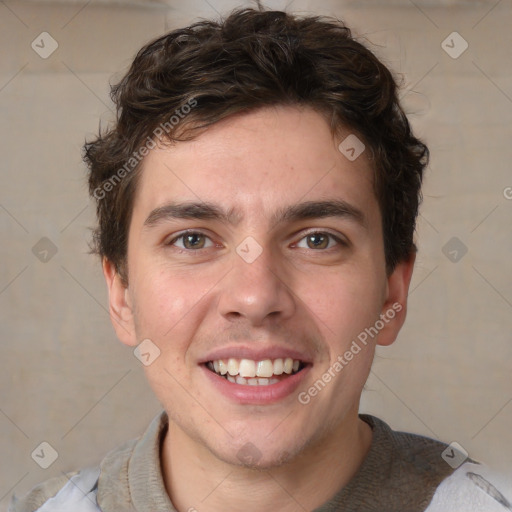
[161,410,372,512]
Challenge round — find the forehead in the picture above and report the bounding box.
[132,106,378,226]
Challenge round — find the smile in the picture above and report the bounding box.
[206,358,305,386]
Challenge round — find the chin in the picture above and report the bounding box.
[207,434,308,470]
[227,447,298,470]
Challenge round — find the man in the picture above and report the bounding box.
[10,6,510,512]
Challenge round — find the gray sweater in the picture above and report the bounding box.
[9,412,511,512]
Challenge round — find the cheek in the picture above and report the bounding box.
[300,265,385,342]
[131,269,205,342]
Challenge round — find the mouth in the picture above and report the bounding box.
[204,357,307,386]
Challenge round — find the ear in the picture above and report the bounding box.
[377,253,416,347]
[102,258,138,347]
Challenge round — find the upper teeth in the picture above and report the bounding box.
[210,358,301,378]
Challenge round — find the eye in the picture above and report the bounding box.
[295,232,343,250]
[170,231,214,250]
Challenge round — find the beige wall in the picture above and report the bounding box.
[1,0,511,508]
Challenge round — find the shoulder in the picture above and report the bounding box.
[10,412,168,512]
[8,467,100,512]
[361,414,454,477]
[8,473,74,512]
[8,437,138,512]
[361,415,512,511]
[425,461,512,512]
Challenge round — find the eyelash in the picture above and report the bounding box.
[293,230,347,250]
[167,230,347,252]
[167,230,216,252]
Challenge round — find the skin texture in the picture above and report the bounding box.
[103,106,415,511]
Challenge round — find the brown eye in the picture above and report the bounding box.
[306,233,329,249]
[295,232,343,250]
[171,232,213,250]
[183,233,205,249]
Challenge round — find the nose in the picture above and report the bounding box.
[217,244,296,327]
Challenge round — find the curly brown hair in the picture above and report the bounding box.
[83,7,428,282]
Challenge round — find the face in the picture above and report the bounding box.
[105,106,413,468]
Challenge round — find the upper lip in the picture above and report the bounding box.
[198,346,313,365]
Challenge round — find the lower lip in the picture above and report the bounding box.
[201,365,311,405]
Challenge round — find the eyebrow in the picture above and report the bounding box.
[143,202,241,228]
[143,199,366,230]
[271,200,366,229]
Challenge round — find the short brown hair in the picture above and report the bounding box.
[84,7,428,281]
